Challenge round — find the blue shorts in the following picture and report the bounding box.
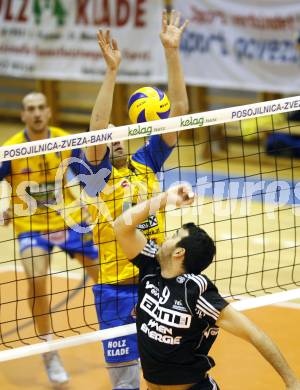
[18,224,98,260]
[93,284,139,363]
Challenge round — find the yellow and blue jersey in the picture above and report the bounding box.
[0,127,83,235]
[83,135,174,284]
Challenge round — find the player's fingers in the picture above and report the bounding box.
[181,189,195,204]
[180,19,189,32]
[98,40,105,50]
[162,9,167,32]
[177,184,192,201]
[105,30,111,46]
[112,38,118,51]
[97,29,104,39]
[169,9,175,25]
[187,192,195,202]
[98,41,105,51]
[174,12,181,27]
[97,30,105,46]
[184,197,195,206]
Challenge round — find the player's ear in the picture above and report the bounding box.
[173,246,185,260]
[20,109,26,124]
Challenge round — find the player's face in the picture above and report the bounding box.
[21,94,51,133]
[158,228,189,260]
[110,141,127,167]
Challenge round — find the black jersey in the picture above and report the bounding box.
[131,240,229,385]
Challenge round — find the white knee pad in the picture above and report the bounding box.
[107,360,140,390]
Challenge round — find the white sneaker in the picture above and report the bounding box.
[42,351,69,384]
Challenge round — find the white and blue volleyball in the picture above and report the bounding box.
[128,86,171,124]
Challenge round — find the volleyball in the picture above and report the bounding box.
[128,86,171,124]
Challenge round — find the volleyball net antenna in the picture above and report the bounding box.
[1,96,300,361]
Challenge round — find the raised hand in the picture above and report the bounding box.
[160,9,189,49]
[166,184,195,207]
[97,29,121,71]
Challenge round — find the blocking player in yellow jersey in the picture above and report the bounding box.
[0,92,99,385]
[81,10,189,390]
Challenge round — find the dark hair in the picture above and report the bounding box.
[176,223,216,274]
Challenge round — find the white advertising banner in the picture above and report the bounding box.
[174,0,300,93]
[0,0,164,83]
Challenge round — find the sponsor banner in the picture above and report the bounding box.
[0,95,299,161]
[0,0,164,82]
[174,0,300,93]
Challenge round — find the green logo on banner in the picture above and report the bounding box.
[33,0,67,25]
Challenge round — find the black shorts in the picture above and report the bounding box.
[189,376,219,390]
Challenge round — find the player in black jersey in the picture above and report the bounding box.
[114,184,300,390]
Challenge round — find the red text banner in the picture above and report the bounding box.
[0,0,164,83]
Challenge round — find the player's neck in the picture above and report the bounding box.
[161,268,183,279]
[160,257,184,279]
[25,127,49,141]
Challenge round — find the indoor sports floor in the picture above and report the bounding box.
[0,124,300,389]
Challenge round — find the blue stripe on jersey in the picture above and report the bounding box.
[132,135,174,174]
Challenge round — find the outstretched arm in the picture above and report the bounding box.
[114,184,194,259]
[160,9,189,147]
[86,30,121,165]
[216,305,300,389]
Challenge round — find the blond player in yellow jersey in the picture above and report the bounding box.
[0,93,99,385]
[79,10,189,390]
